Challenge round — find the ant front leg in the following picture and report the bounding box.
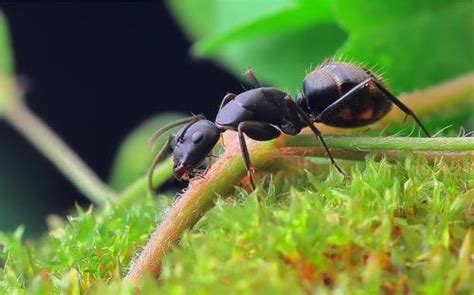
[202,154,216,176]
[237,121,281,189]
[244,68,262,88]
[148,136,174,194]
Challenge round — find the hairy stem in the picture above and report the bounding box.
[286,135,473,151]
[4,101,117,205]
[125,72,474,283]
[125,137,473,283]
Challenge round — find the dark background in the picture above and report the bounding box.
[0,3,240,234]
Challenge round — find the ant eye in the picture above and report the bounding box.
[191,131,204,143]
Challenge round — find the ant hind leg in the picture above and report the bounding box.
[370,79,431,137]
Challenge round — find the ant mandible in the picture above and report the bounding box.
[148,61,430,192]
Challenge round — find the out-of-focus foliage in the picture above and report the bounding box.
[334,0,473,92]
[168,0,473,95]
[108,113,185,191]
[1,158,472,293]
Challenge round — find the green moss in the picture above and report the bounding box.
[0,157,472,294]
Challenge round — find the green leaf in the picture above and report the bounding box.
[167,0,341,92]
[216,23,346,93]
[168,0,301,40]
[333,0,455,32]
[0,11,13,75]
[334,0,474,93]
[167,0,473,97]
[108,113,185,191]
[190,0,335,55]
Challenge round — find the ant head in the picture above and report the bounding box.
[171,119,220,179]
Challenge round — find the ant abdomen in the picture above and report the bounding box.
[297,62,393,128]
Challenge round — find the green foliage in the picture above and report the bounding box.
[108,113,185,191]
[335,0,473,92]
[167,0,473,95]
[1,157,472,293]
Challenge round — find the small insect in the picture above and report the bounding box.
[148,61,430,192]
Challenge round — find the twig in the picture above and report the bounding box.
[3,100,117,205]
[124,73,474,284]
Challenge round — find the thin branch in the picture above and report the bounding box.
[4,101,117,205]
[125,135,473,283]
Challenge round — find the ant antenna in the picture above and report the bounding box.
[148,114,205,150]
[148,136,174,194]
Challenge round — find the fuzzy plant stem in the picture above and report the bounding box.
[124,72,474,283]
[125,136,473,282]
[4,101,117,205]
[286,136,474,152]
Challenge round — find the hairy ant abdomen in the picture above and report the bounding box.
[297,62,393,128]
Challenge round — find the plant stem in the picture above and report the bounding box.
[125,72,474,283]
[280,137,473,163]
[4,101,117,205]
[124,136,473,282]
[124,137,279,283]
[286,136,474,151]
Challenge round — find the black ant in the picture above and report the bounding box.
[148,61,430,192]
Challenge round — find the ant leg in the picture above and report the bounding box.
[285,96,345,175]
[237,124,256,189]
[149,114,205,149]
[219,93,236,111]
[370,79,431,137]
[237,121,281,189]
[194,156,213,180]
[148,136,173,194]
[315,78,373,123]
[315,78,430,137]
[244,68,262,88]
[202,155,214,175]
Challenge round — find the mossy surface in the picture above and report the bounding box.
[1,157,472,294]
